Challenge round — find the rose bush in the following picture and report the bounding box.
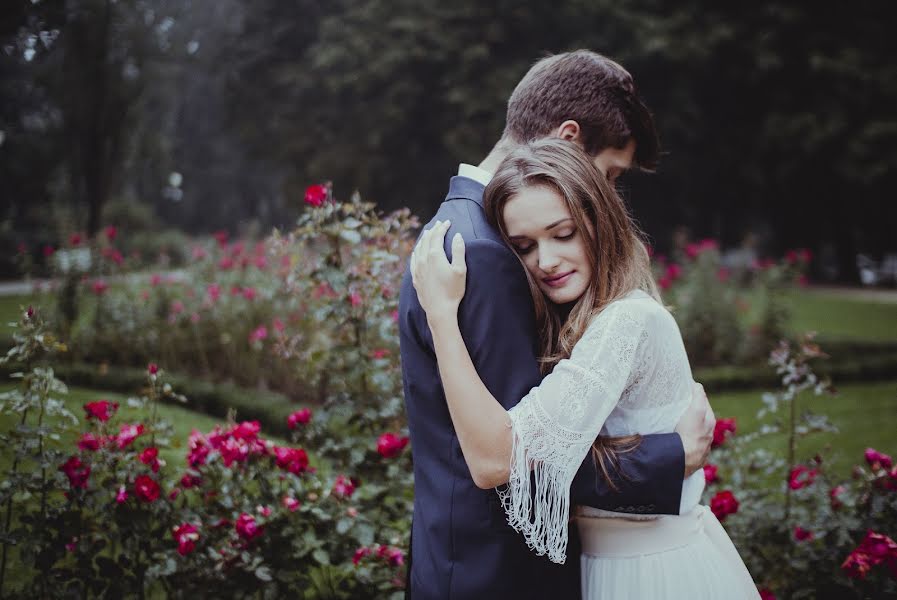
[704,335,897,599]
[1,309,410,598]
[654,241,810,366]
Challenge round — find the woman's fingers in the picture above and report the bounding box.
[451,233,466,274]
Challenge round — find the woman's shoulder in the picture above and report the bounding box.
[585,290,679,340]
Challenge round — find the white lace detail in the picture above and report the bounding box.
[496,290,701,564]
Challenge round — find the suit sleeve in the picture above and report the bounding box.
[446,239,685,517]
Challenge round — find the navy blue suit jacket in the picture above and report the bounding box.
[399,176,685,599]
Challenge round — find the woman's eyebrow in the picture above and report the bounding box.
[508,218,573,240]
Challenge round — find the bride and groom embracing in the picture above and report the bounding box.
[398,50,760,599]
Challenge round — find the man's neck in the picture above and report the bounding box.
[477,138,516,174]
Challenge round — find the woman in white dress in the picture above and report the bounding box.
[409,138,759,599]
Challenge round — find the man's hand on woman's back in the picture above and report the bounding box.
[675,382,715,477]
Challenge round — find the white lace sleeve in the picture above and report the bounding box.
[496,299,650,564]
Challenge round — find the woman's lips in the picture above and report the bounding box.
[542,271,574,288]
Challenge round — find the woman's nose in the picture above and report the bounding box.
[538,248,561,272]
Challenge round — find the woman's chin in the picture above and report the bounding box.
[542,284,585,306]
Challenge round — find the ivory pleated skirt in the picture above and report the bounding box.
[578,506,760,600]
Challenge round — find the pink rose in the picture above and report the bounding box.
[794,526,814,542]
[248,325,268,344]
[282,496,301,512]
[865,448,893,471]
[173,523,200,556]
[376,433,409,459]
[273,446,309,475]
[287,408,312,429]
[709,490,739,521]
[703,464,719,484]
[332,475,357,499]
[116,423,146,449]
[115,484,128,504]
[84,400,119,422]
[91,279,109,295]
[235,513,264,541]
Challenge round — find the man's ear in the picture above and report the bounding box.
[555,120,581,143]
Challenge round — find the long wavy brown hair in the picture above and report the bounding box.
[483,138,661,488]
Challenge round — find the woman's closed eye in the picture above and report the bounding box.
[513,231,576,254]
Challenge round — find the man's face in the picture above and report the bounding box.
[591,138,636,185]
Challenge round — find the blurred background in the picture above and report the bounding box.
[2,3,897,597]
[2,0,896,283]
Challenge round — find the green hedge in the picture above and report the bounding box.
[0,360,300,436]
[696,351,897,392]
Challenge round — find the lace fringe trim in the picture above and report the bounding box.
[496,397,586,564]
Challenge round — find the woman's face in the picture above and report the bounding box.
[502,185,592,305]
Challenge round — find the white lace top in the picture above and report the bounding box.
[496,289,705,564]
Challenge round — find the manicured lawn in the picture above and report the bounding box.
[783,288,897,341]
[710,379,897,477]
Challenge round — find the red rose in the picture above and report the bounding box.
[84,400,119,422]
[376,433,409,459]
[59,456,91,489]
[711,418,736,448]
[69,233,82,247]
[235,513,264,541]
[794,526,814,542]
[139,447,161,473]
[282,496,301,512]
[287,408,312,429]
[104,225,117,241]
[841,530,897,579]
[353,546,372,565]
[304,184,328,207]
[703,464,719,484]
[332,474,357,499]
[180,472,202,488]
[665,263,682,280]
[864,447,893,471]
[134,474,161,502]
[709,490,739,521]
[148,363,159,376]
[758,589,776,600]
[830,485,846,509]
[370,348,390,359]
[115,484,127,504]
[788,465,818,490]
[348,293,363,307]
[248,325,268,344]
[43,245,55,257]
[77,433,103,452]
[173,523,200,556]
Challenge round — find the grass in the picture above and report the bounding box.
[710,379,897,478]
[783,288,897,341]
[0,295,33,336]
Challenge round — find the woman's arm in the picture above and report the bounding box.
[410,220,514,488]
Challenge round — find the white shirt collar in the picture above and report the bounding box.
[458,163,493,186]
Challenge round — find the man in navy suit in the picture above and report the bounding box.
[398,50,715,599]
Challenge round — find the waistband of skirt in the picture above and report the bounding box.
[578,506,708,558]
